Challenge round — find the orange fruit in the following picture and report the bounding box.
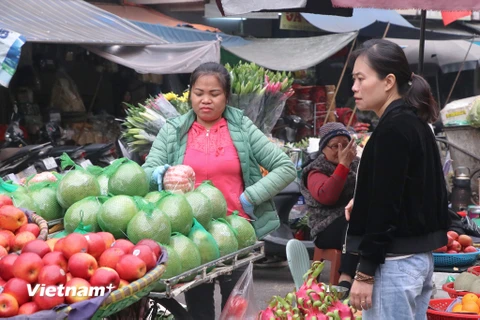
[452,303,463,313]
[463,293,479,304]
[463,301,480,314]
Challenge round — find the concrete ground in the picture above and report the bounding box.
[175,259,334,319]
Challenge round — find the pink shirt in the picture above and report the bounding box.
[183,118,249,219]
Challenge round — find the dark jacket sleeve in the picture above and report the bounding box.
[357,126,410,276]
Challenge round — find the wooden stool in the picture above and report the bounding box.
[313,247,341,285]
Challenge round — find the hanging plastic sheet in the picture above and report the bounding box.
[0,28,26,88]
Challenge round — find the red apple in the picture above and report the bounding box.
[0,253,18,280]
[0,234,10,251]
[61,233,88,259]
[464,245,478,253]
[38,265,66,286]
[447,231,459,240]
[12,252,44,283]
[434,246,448,253]
[97,232,115,249]
[115,254,146,281]
[16,223,40,238]
[64,278,92,304]
[33,286,64,310]
[10,231,36,252]
[118,279,129,289]
[450,240,462,252]
[84,233,106,259]
[68,252,98,280]
[45,238,59,252]
[89,267,120,291]
[2,278,30,306]
[42,251,68,272]
[0,279,5,287]
[458,235,473,247]
[0,246,7,259]
[131,245,157,271]
[53,238,65,252]
[111,239,135,254]
[0,230,14,247]
[137,239,162,259]
[0,195,13,207]
[447,234,454,247]
[18,301,40,315]
[98,248,125,269]
[447,250,458,254]
[66,272,73,283]
[0,205,27,232]
[22,239,51,258]
[0,293,19,317]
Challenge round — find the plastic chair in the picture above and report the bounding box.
[286,239,311,290]
[313,247,341,285]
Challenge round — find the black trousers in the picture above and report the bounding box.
[314,216,358,278]
[184,266,246,320]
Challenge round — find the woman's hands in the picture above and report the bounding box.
[338,139,357,168]
[350,280,374,311]
[345,199,354,221]
[152,164,171,191]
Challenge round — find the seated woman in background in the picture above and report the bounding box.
[300,122,360,291]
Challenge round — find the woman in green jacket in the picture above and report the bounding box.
[142,62,296,319]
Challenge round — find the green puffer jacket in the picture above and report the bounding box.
[142,106,296,239]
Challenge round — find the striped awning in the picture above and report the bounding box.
[0,0,167,45]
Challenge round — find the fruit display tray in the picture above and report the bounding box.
[433,249,480,267]
[149,241,265,299]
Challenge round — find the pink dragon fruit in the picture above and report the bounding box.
[296,261,327,310]
[326,299,355,320]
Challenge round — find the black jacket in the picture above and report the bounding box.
[346,99,450,276]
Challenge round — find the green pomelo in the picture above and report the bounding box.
[10,191,38,212]
[226,213,256,249]
[156,194,193,236]
[30,187,63,221]
[169,233,201,282]
[144,191,165,204]
[56,170,101,209]
[185,192,213,230]
[108,162,149,197]
[97,195,138,239]
[97,174,109,196]
[188,223,220,265]
[207,220,238,257]
[153,245,182,292]
[127,208,171,245]
[64,197,103,233]
[195,181,227,219]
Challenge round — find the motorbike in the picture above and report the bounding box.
[272,115,313,143]
[0,143,53,181]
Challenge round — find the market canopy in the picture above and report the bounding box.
[222,32,358,71]
[302,8,471,39]
[0,0,166,45]
[330,0,480,10]
[94,3,220,33]
[386,38,480,76]
[85,41,221,74]
[133,20,358,71]
[215,0,353,17]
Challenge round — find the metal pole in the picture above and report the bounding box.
[323,34,358,125]
[418,10,427,75]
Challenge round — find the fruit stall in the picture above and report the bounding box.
[0,153,267,319]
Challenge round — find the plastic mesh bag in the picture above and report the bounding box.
[56,153,101,209]
[103,158,149,197]
[219,263,260,320]
[28,180,63,221]
[126,196,171,245]
[188,218,220,265]
[467,97,480,128]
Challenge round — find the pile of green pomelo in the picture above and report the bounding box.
[0,155,257,288]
